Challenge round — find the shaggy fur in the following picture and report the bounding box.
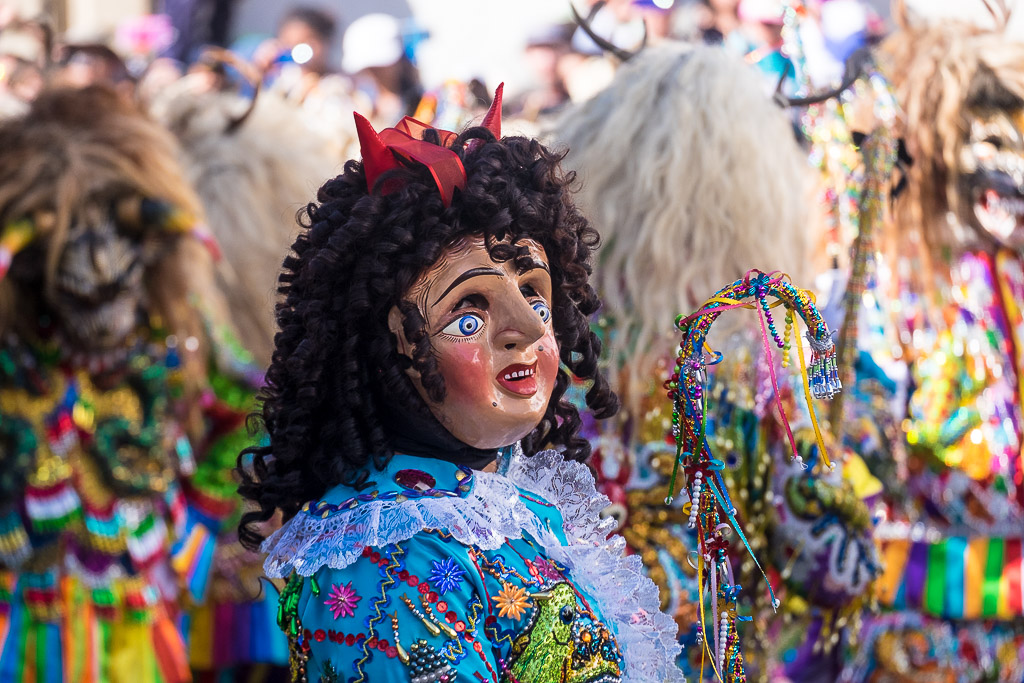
[881,2,1024,268]
[551,43,812,417]
[150,81,343,365]
[0,86,227,393]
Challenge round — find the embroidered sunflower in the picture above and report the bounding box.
[493,583,531,620]
[324,581,361,619]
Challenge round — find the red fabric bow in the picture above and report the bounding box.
[354,83,504,207]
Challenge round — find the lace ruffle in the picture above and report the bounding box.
[505,450,685,683]
[261,465,562,578]
[262,448,684,683]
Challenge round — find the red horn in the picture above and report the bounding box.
[481,83,503,139]
[354,112,398,193]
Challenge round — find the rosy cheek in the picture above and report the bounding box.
[536,330,560,388]
[434,341,494,406]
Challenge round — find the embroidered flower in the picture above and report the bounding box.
[493,582,531,620]
[532,557,562,581]
[428,557,466,595]
[324,581,361,619]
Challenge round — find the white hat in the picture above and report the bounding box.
[738,0,786,25]
[342,13,403,73]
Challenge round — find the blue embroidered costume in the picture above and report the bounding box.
[262,448,683,683]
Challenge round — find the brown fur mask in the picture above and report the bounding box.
[0,86,223,384]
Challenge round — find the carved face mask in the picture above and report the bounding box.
[48,204,148,352]
[390,236,561,450]
[961,107,1024,249]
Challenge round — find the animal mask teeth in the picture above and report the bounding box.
[993,195,1024,215]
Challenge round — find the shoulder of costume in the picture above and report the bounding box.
[261,445,618,579]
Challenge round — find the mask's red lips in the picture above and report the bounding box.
[496,361,538,397]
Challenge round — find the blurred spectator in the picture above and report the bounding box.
[677,0,742,43]
[1,55,43,102]
[115,14,177,77]
[799,0,883,87]
[705,0,741,42]
[0,14,47,113]
[275,6,336,77]
[160,0,237,63]
[631,0,675,41]
[253,6,351,107]
[725,0,794,93]
[514,23,574,120]
[342,13,422,124]
[54,43,134,97]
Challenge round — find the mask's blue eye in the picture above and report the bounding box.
[533,301,551,323]
[442,313,484,337]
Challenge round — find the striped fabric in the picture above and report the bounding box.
[877,537,1024,619]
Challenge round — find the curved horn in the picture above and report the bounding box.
[481,83,503,139]
[570,1,644,63]
[0,218,35,280]
[354,112,398,194]
[779,47,872,109]
[197,47,262,135]
[981,0,1011,28]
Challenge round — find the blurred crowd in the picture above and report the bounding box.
[0,0,888,134]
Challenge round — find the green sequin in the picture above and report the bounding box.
[505,583,621,683]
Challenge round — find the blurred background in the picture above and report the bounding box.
[1,0,1021,111]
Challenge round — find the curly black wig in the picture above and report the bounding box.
[237,125,618,550]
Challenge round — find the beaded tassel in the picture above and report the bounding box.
[400,594,441,637]
[688,471,703,529]
[391,613,411,665]
[782,311,793,368]
[419,594,458,638]
[664,269,841,680]
[807,330,842,399]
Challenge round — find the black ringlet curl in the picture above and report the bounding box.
[237,125,618,550]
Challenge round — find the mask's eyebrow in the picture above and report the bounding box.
[517,258,550,275]
[430,267,505,306]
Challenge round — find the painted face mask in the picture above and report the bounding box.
[390,235,560,450]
